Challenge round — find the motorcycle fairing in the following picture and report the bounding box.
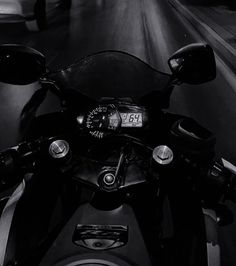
[202,208,220,266]
[48,51,171,105]
[0,181,25,266]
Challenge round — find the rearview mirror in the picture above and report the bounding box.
[0,44,46,85]
[168,43,216,84]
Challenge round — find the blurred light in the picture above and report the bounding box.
[0,2,22,14]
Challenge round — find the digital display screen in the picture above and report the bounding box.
[109,113,119,128]
[120,113,143,127]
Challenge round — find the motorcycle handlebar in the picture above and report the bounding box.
[0,149,19,175]
[1,135,236,206]
[0,138,51,191]
[221,158,236,203]
[0,148,21,190]
[0,136,72,190]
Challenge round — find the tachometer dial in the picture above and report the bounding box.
[86,105,121,137]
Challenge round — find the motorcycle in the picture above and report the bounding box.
[0,43,235,266]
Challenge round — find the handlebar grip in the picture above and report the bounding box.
[0,149,19,174]
[0,137,61,191]
[206,159,236,203]
[0,149,21,190]
[221,158,236,203]
[225,177,236,203]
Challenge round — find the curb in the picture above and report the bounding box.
[169,0,236,74]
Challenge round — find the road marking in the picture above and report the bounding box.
[169,0,236,57]
[169,0,236,93]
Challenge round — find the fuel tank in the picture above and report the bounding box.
[39,203,153,266]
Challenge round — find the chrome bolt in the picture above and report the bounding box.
[103,173,116,186]
[49,140,70,159]
[153,145,174,165]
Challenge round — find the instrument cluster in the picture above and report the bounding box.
[77,103,147,138]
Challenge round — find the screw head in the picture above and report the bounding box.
[49,140,70,159]
[153,145,174,165]
[103,173,116,186]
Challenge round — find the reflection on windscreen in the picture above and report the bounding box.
[49,51,171,100]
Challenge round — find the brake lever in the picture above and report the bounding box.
[221,158,236,175]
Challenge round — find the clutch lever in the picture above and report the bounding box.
[221,158,236,175]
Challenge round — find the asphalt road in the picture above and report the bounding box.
[0,0,236,265]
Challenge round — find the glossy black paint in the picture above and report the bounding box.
[38,203,153,266]
[168,43,216,84]
[0,44,46,85]
[48,50,171,102]
[170,117,216,157]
